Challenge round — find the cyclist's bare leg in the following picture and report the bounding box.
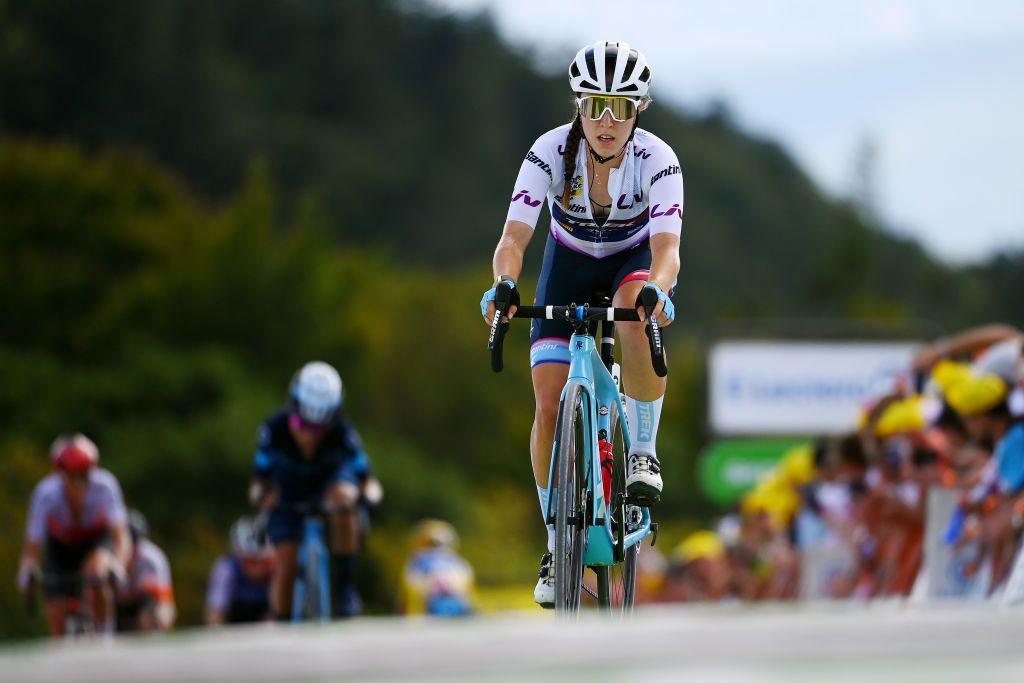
[530,362,570,487]
[530,361,569,604]
[324,481,362,615]
[271,541,299,617]
[82,547,116,632]
[612,281,667,401]
[324,482,360,555]
[614,280,668,500]
[45,597,68,636]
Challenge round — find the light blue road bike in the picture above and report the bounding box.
[288,501,332,623]
[489,282,665,616]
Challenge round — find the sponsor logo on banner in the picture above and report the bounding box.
[710,341,917,435]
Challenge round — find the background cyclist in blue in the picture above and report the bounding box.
[481,41,684,607]
[249,361,383,618]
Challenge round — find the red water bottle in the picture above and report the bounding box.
[599,438,614,502]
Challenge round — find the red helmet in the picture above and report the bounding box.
[50,433,99,474]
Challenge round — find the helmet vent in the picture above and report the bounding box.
[622,51,639,81]
[584,48,597,82]
[604,50,617,91]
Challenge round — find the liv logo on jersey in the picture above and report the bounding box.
[512,190,542,207]
[617,192,644,210]
[651,203,682,219]
[634,147,652,159]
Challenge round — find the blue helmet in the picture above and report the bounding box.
[289,361,343,425]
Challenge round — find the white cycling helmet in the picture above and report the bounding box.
[230,517,269,557]
[569,41,652,97]
[289,361,343,426]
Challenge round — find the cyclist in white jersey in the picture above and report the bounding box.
[116,509,175,632]
[17,434,132,635]
[481,41,684,607]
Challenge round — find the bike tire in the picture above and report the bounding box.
[554,382,589,617]
[605,397,639,615]
[305,539,328,622]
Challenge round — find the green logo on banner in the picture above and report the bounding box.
[699,439,809,506]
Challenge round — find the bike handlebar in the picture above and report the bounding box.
[488,281,667,377]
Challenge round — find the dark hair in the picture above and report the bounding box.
[812,437,830,469]
[838,433,867,469]
[986,398,1012,421]
[560,112,584,209]
[935,400,967,438]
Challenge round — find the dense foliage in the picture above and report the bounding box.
[0,0,1018,637]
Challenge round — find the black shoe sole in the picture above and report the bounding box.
[627,481,662,506]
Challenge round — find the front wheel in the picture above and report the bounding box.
[554,383,589,617]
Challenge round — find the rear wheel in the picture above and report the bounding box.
[554,383,589,617]
[604,398,639,615]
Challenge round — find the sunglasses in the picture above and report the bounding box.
[576,95,643,122]
[288,412,329,436]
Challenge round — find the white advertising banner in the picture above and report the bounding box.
[709,340,917,435]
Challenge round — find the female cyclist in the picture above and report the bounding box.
[481,41,684,607]
[249,361,383,619]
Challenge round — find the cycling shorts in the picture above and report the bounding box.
[529,233,652,367]
[42,532,116,599]
[266,461,367,544]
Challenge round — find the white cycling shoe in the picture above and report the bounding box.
[534,552,555,608]
[626,452,663,505]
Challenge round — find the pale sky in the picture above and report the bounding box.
[430,0,1024,264]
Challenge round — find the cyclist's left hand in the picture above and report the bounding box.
[362,477,384,507]
[635,282,675,327]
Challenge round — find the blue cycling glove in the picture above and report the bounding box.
[480,287,497,318]
[480,278,519,318]
[637,283,675,322]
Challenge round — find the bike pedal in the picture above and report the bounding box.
[626,485,661,507]
[630,495,660,507]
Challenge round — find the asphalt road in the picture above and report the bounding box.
[3,602,1023,683]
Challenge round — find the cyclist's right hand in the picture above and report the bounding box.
[107,557,129,591]
[481,277,519,326]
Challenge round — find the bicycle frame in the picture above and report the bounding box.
[292,516,331,623]
[543,332,653,567]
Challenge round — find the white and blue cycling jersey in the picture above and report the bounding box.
[505,125,684,259]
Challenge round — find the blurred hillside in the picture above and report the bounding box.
[0,0,1020,638]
